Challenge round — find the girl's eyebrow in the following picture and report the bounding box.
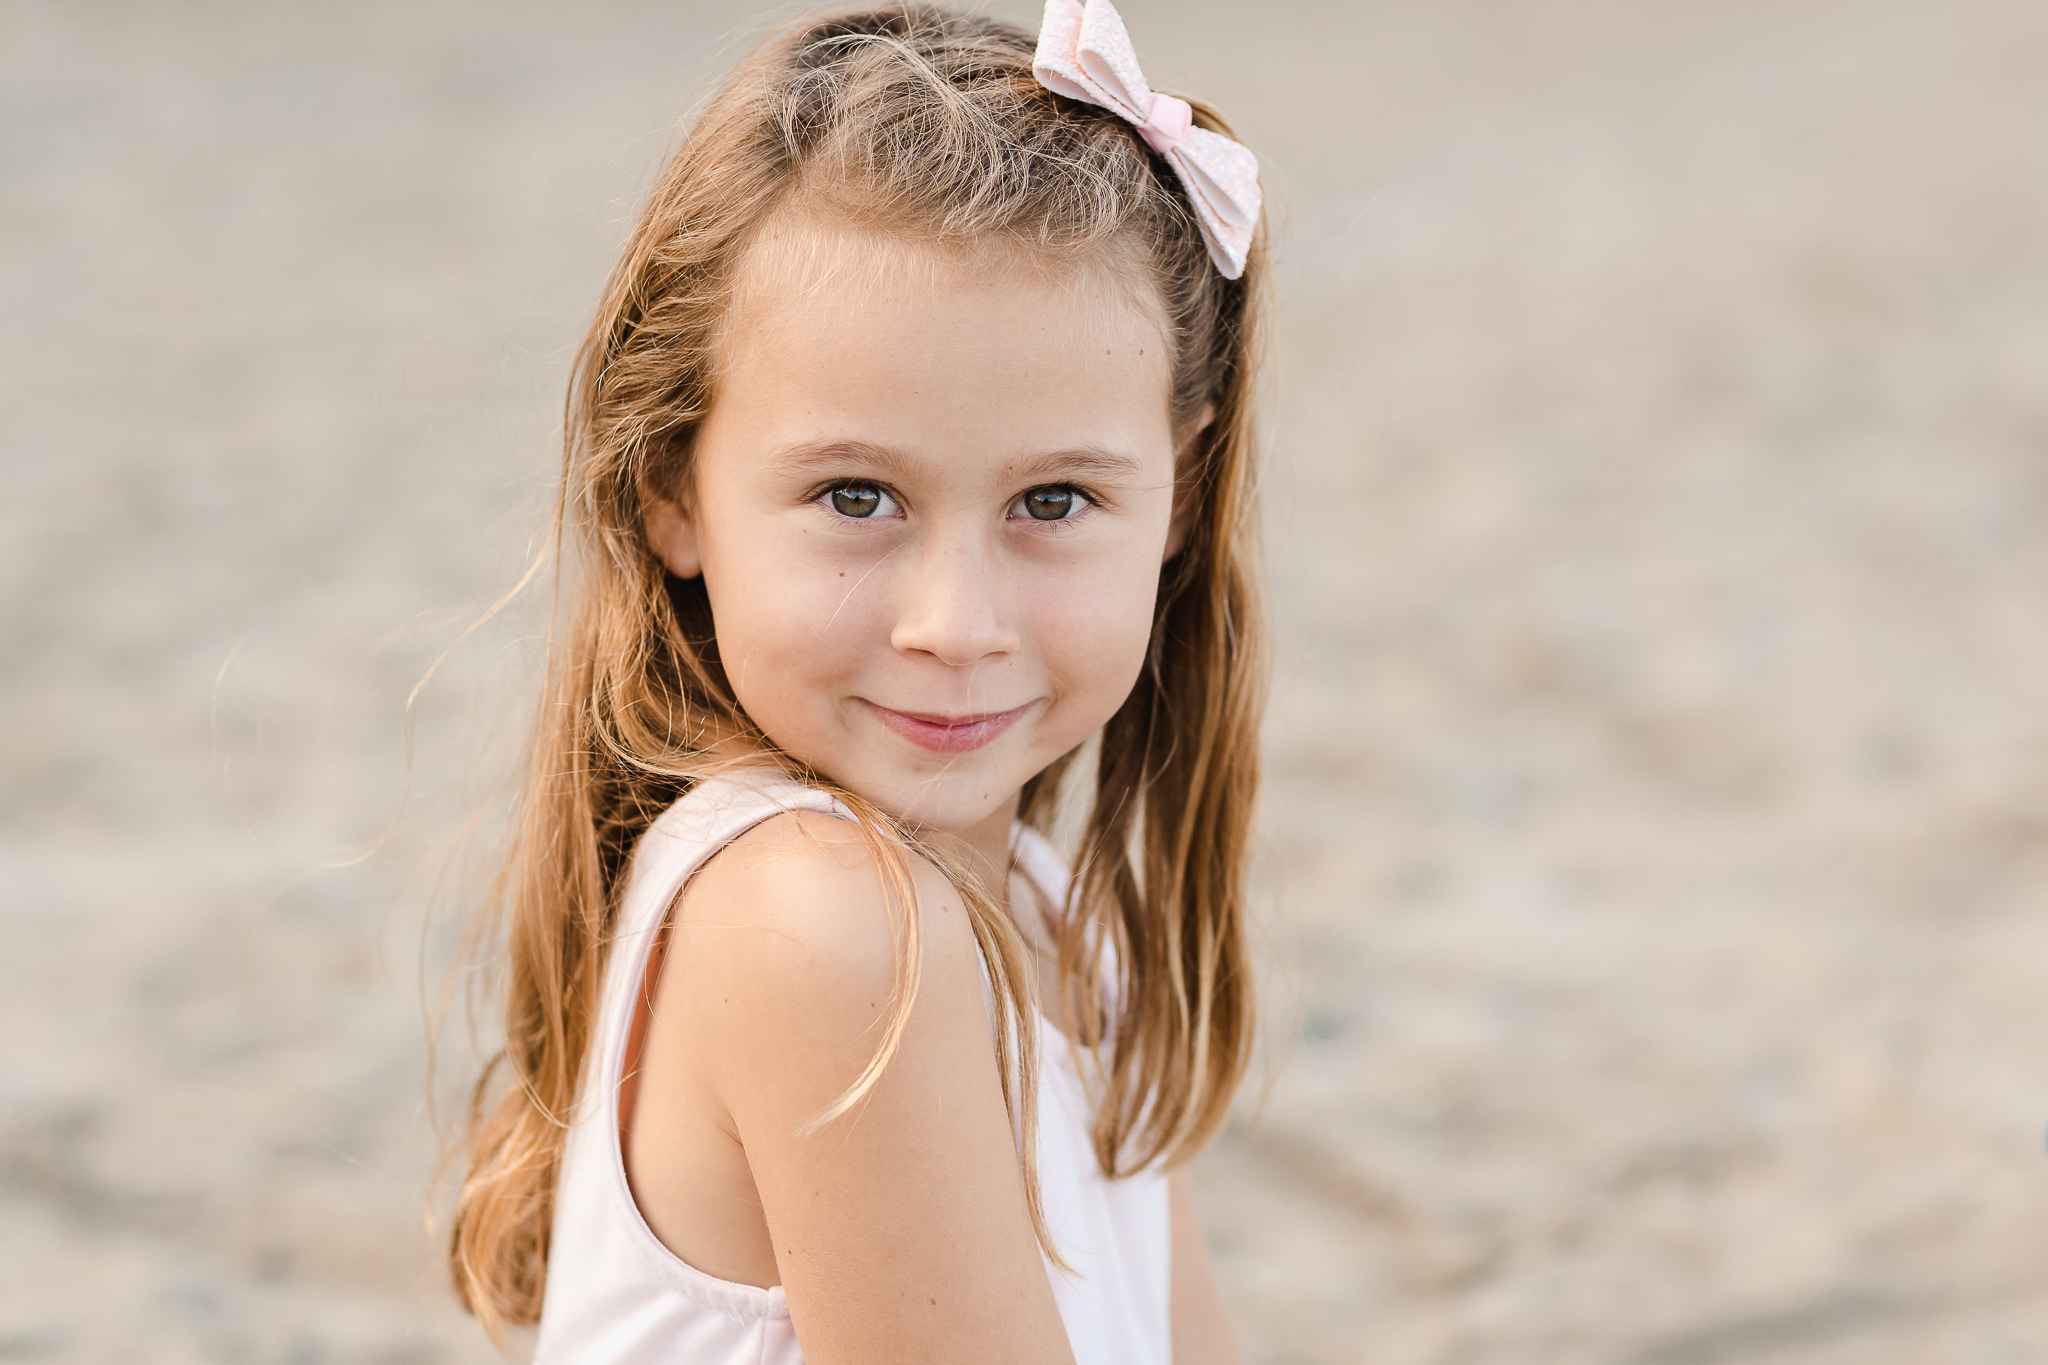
[767,439,1148,484]
[766,440,909,478]
[1011,448,1148,485]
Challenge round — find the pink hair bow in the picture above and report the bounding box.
[1033,0,1261,279]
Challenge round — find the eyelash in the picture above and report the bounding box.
[811,481,1099,527]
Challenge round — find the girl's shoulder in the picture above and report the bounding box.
[657,776,976,1022]
[682,805,965,966]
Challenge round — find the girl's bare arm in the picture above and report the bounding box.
[1170,1169,1245,1365]
[655,811,1075,1365]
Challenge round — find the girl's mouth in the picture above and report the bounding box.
[859,700,1029,754]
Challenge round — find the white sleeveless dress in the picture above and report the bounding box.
[534,772,1171,1364]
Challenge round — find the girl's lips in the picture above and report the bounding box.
[860,700,1029,754]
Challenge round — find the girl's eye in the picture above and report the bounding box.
[1018,486,1089,522]
[826,483,895,519]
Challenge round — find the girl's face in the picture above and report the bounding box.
[646,218,1182,845]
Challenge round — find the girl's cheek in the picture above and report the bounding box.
[1041,562,1158,699]
[703,535,849,679]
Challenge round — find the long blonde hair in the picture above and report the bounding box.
[449,2,1267,1340]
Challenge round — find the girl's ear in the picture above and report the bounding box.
[1163,402,1217,561]
[644,489,703,579]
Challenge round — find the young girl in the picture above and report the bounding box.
[450,3,1267,1360]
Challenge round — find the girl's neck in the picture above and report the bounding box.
[925,790,1063,1012]
[917,792,1023,914]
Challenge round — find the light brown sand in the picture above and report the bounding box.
[4,1,2045,1361]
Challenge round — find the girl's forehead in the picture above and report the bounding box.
[724,205,1171,353]
[699,205,1180,478]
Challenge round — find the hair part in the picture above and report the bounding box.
[449,2,1266,1341]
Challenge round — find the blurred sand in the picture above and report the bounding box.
[4,1,2046,1361]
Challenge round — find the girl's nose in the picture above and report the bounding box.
[888,537,1020,667]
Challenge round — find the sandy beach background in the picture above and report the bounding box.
[4,0,2046,1360]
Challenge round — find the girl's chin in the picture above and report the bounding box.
[872,784,1014,834]
[824,764,1025,836]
